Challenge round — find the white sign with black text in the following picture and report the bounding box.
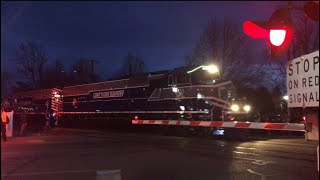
[287,50,319,107]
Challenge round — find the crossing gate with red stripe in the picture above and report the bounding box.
[51,88,63,112]
[131,120,305,131]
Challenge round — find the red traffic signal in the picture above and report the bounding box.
[243,8,293,57]
[243,20,269,39]
[268,8,293,57]
[269,29,286,46]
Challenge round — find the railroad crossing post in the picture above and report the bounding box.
[317,146,319,172]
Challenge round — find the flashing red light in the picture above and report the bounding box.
[134,115,138,120]
[269,29,286,46]
[244,8,294,57]
[303,116,306,121]
[243,20,269,39]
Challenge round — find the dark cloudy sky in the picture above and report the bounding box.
[1,1,300,79]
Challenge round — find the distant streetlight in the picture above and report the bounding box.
[283,95,289,101]
[187,64,220,75]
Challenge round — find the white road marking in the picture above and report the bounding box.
[232,156,274,166]
[233,151,259,156]
[247,169,282,180]
[252,160,270,166]
[2,169,97,177]
[236,146,257,150]
[96,169,121,180]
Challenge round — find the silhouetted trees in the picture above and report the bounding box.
[238,86,275,115]
[120,53,146,77]
[1,72,13,97]
[11,40,48,89]
[9,40,103,92]
[40,59,70,89]
[70,58,101,85]
[185,17,266,89]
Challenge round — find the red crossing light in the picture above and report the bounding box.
[243,20,269,39]
[269,29,286,46]
[243,8,293,57]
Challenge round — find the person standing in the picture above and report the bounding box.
[43,100,51,136]
[43,109,52,136]
[1,107,8,142]
[20,109,28,136]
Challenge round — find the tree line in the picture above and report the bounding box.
[1,43,146,94]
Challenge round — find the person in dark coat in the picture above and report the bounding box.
[20,109,28,136]
[1,107,8,142]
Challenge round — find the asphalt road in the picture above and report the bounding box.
[1,128,319,180]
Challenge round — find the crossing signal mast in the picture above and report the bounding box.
[244,2,319,168]
[243,1,319,57]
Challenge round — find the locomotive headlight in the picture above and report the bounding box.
[197,93,204,99]
[202,65,219,74]
[243,105,251,112]
[230,104,239,112]
[172,86,178,93]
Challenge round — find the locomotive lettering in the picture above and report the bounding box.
[93,90,125,99]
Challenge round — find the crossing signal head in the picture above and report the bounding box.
[243,20,269,39]
[268,8,293,57]
[269,29,286,47]
[243,8,293,57]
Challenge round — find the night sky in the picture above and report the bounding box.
[1,1,300,80]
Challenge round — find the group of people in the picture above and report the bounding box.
[1,106,54,142]
[1,107,28,142]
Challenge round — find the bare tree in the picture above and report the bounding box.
[70,58,101,85]
[40,59,71,88]
[11,40,48,89]
[1,72,13,96]
[186,18,266,89]
[120,53,146,77]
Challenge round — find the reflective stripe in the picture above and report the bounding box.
[131,120,305,131]
[59,111,209,114]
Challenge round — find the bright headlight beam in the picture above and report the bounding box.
[172,87,178,93]
[187,65,219,74]
[197,93,204,99]
[230,104,239,112]
[243,105,251,112]
[202,65,219,74]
